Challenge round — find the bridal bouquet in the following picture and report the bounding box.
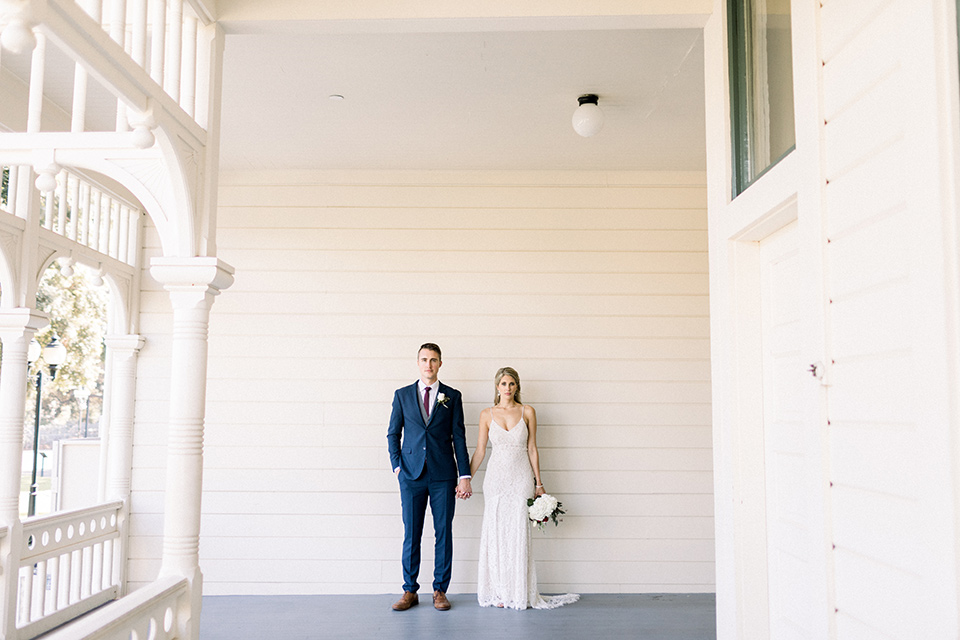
[527,494,565,531]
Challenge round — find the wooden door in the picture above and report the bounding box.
[759,220,818,639]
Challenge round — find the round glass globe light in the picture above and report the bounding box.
[44,335,67,367]
[572,103,604,137]
[27,339,42,365]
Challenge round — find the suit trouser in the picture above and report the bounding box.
[399,473,457,593]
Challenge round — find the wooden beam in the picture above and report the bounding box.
[215,0,712,32]
[185,0,217,25]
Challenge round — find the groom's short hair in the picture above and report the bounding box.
[419,342,442,360]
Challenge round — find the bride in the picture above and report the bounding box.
[469,366,579,610]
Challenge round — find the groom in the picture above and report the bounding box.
[387,343,472,611]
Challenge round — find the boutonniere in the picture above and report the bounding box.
[436,393,450,408]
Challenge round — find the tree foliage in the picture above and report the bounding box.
[24,261,109,447]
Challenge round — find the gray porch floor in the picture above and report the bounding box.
[199,593,716,640]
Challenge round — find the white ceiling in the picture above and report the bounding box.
[217,25,706,172]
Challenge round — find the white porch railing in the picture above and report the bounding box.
[40,168,141,267]
[1,164,141,268]
[80,0,210,128]
[14,501,124,639]
[42,575,189,640]
[0,0,211,134]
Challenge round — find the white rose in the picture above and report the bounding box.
[528,494,555,521]
[528,503,547,521]
[437,393,446,402]
[540,494,558,513]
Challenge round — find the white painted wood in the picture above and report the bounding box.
[131,0,149,67]
[43,187,55,230]
[165,0,183,101]
[181,15,197,117]
[706,0,960,637]
[27,34,46,135]
[108,200,120,257]
[14,502,124,638]
[148,257,233,639]
[53,440,101,511]
[89,188,101,252]
[108,0,126,47]
[759,220,822,640]
[819,0,959,632]
[56,174,68,234]
[78,0,104,22]
[118,206,130,263]
[41,574,188,640]
[67,175,80,240]
[0,311,50,639]
[103,336,146,505]
[109,0,129,133]
[129,171,712,595]
[216,183,707,210]
[150,0,167,85]
[79,181,91,245]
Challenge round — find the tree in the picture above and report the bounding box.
[24,261,109,447]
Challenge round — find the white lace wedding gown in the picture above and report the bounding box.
[476,410,579,610]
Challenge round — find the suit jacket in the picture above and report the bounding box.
[387,381,470,482]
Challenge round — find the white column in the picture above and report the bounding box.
[101,334,145,595]
[102,334,145,502]
[150,257,232,640]
[0,308,49,639]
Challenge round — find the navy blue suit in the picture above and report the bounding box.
[387,381,470,593]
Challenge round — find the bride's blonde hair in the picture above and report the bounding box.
[494,367,522,405]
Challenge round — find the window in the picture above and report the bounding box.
[728,0,796,196]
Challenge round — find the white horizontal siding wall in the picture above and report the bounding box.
[704,0,960,637]
[819,1,959,637]
[128,170,713,595]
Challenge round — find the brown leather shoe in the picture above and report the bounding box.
[433,590,451,611]
[392,592,418,611]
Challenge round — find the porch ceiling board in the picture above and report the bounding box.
[214,1,713,30]
[217,23,707,171]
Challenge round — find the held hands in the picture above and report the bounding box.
[456,478,473,500]
[397,469,472,499]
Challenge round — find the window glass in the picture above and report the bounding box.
[729,0,796,195]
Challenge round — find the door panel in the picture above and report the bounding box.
[759,220,816,639]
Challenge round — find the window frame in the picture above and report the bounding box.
[727,0,797,197]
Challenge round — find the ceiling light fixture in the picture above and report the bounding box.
[572,94,604,138]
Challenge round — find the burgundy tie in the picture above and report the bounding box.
[423,387,431,417]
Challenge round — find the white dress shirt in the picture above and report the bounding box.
[418,380,438,419]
